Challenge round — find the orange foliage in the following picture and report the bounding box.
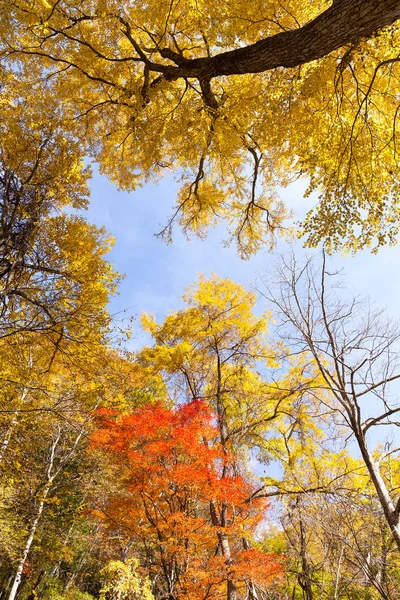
[91,401,284,599]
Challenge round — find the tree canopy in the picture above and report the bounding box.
[2,1,400,255]
[2,2,400,600]
[1,266,400,599]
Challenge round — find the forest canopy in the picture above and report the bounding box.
[1,2,400,600]
[1,0,400,254]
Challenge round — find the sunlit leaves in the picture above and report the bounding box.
[3,1,400,254]
[91,400,284,598]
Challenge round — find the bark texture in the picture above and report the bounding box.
[150,0,400,79]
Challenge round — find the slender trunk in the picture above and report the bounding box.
[376,537,390,593]
[7,421,86,600]
[0,388,28,466]
[8,482,51,600]
[26,569,45,600]
[8,430,60,600]
[356,433,400,551]
[242,539,259,600]
[121,536,135,562]
[333,545,344,600]
[63,549,93,592]
[227,580,237,600]
[212,351,237,600]
[0,574,14,600]
[0,417,17,466]
[50,522,77,579]
[298,515,313,600]
[210,500,236,600]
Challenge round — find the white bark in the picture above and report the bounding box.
[0,388,29,466]
[365,453,400,548]
[333,545,344,600]
[7,424,85,600]
[8,429,60,600]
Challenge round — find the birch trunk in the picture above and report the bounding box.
[7,429,60,600]
[0,388,28,466]
[7,424,85,600]
[8,486,50,600]
[333,545,344,600]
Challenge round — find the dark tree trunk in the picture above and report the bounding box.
[298,515,314,600]
[151,0,400,79]
[26,570,45,600]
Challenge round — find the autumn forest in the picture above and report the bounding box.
[1,1,400,599]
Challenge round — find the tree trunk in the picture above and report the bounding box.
[0,574,14,600]
[152,0,400,80]
[356,434,400,552]
[7,421,86,600]
[210,500,237,600]
[0,418,17,466]
[7,483,51,600]
[7,430,60,600]
[298,514,313,600]
[26,569,45,600]
[333,545,344,600]
[242,539,259,600]
[0,388,28,466]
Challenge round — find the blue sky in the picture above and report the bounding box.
[85,168,400,351]
[82,169,400,465]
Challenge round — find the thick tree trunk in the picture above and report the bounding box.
[152,0,400,79]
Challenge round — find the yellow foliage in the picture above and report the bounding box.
[99,559,154,600]
[139,274,322,465]
[2,1,399,254]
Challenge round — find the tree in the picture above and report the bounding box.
[137,275,322,598]
[99,559,154,600]
[91,400,284,600]
[2,1,400,254]
[264,253,400,552]
[277,450,400,599]
[6,423,87,600]
[0,208,118,348]
[0,163,117,348]
[0,340,157,600]
[0,97,118,350]
[139,275,319,493]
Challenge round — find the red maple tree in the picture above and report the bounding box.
[91,401,284,599]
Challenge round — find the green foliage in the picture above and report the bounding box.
[40,577,94,600]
